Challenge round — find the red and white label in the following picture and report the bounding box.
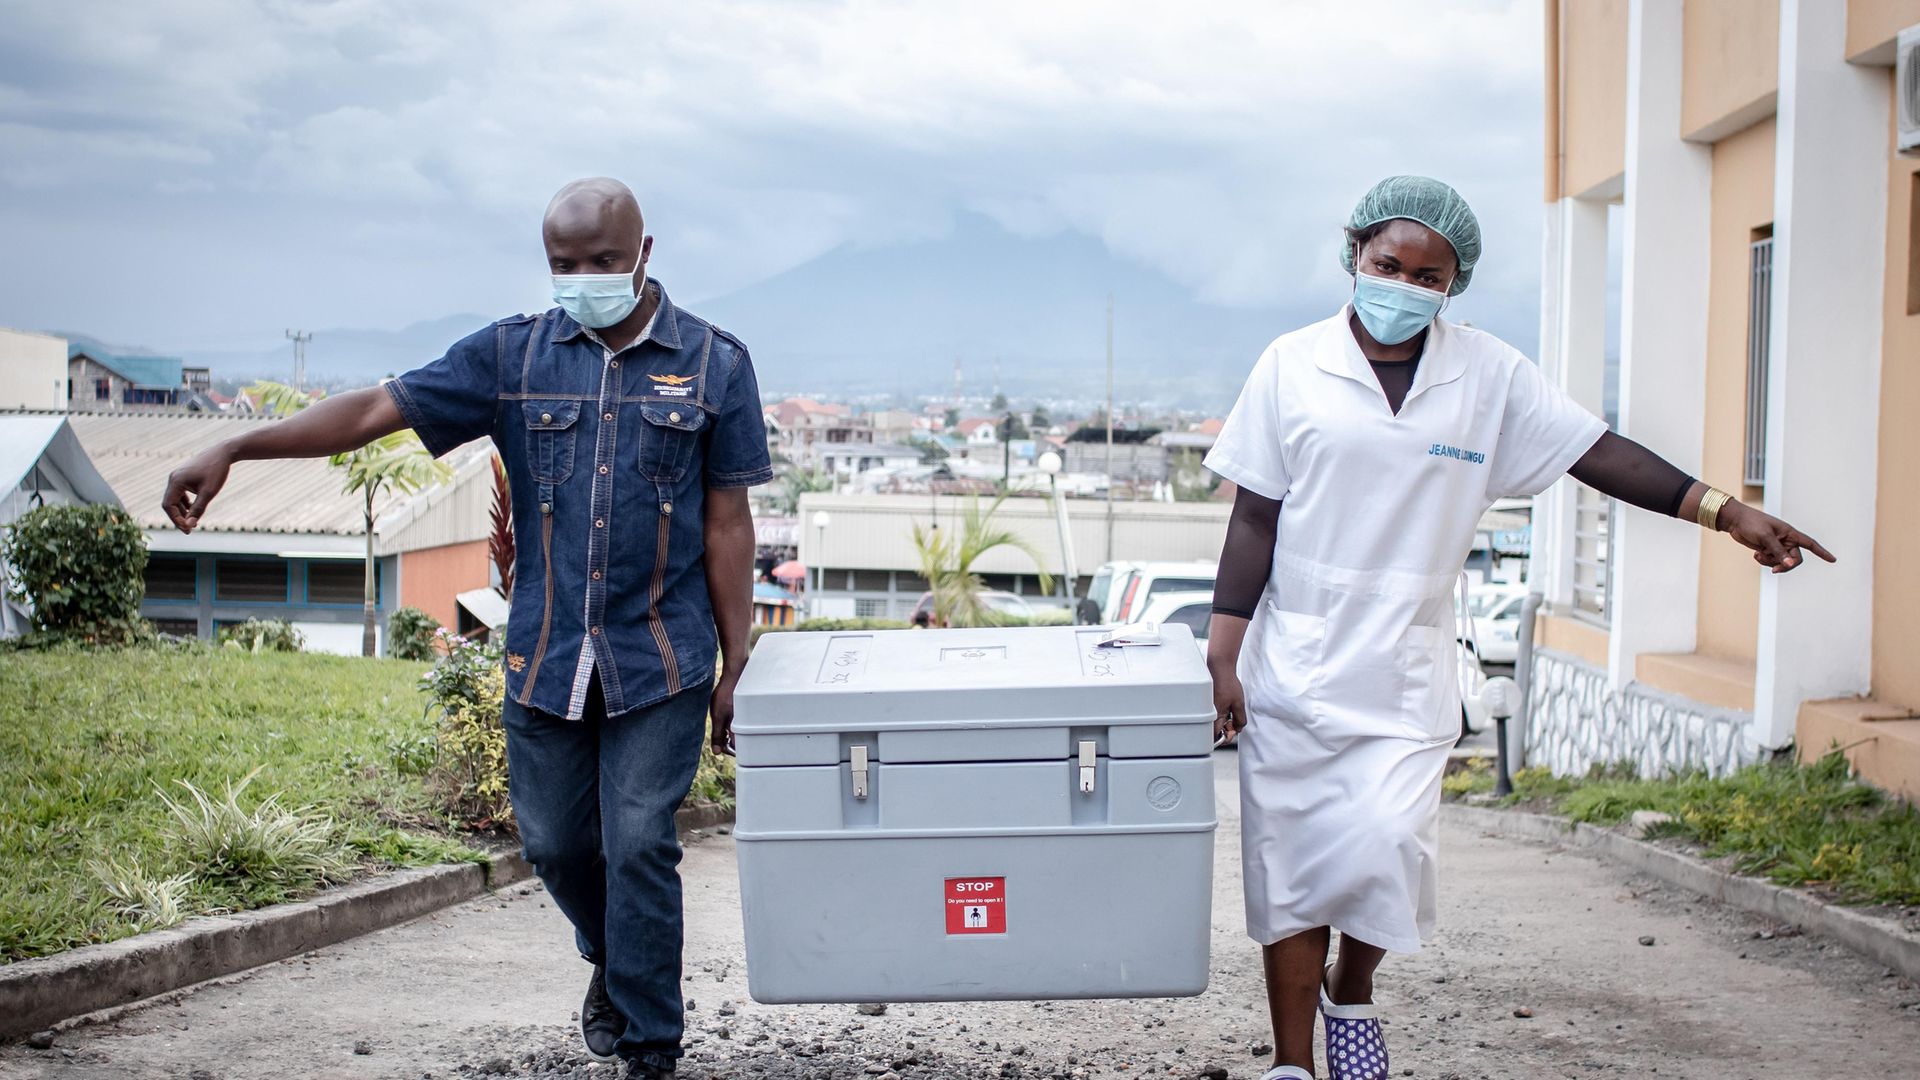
[944,877,1007,935]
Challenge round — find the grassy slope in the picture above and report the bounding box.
[1446,754,1920,906]
[0,648,480,962]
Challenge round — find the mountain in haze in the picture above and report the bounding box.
[696,214,1316,406]
[162,215,1326,408]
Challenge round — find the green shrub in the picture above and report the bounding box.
[386,606,441,662]
[420,635,512,829]
[0,503,147,646]
[220,618,304,653]
[154,768,355,909]
[749,616,909,651]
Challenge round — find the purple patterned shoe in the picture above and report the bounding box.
[1320,973,1388,1080]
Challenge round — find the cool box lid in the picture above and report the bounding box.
[732,624,1212,749]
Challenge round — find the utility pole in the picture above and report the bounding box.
[1104,293,1115,563]
[1002,411,1013,489]
[286,329,313,392]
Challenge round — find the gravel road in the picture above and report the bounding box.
[5,752,1918,1079]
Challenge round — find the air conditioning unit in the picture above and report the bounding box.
[1901,25,1920,155]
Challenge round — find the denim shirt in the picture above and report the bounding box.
[385,280,773,719]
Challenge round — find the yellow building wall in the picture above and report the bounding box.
[1695,117,1774,663]
[1875,68,1920,711]
[1681,0,1777,139]
[1848,0,1920,61]
[1561,0,1630,196]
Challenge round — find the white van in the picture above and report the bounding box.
[1078,561,1217,625]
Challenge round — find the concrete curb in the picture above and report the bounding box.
[0,802,732,1040]
[1442,803,1920,980]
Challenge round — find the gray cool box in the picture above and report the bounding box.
[732,625,1217,1003]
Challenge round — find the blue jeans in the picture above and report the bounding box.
[501,674,708,1067]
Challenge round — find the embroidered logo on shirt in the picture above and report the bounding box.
[506,652,528,673]
[1429,443,1486,465]
[649,372,696,398]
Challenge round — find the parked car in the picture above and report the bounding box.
[1464,584,1527,664]
[1079,560,1217,625]
[910,589,1036,626]
[1134,590,1214,650]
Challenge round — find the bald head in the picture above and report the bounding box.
[543,176,649,278]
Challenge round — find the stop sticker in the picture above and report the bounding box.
[944,877,1006,935]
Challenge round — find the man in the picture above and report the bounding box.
[162,178,772,1078]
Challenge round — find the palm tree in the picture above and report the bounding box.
[774,467,835,515]
[331,434,449,656]
[911,494,1053,628]
[247,381,450,656]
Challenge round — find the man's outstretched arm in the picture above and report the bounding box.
[162,386,409,533]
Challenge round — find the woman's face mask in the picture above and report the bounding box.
[1351,271,1447,345]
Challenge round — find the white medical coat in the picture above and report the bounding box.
[1204,307,1604,952]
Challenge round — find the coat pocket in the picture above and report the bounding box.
[1400,622,1460,741]
[522,400,581,485]
[637,402,708,483]
[1240,605,1325,725]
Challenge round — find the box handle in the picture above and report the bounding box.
[851,745,870,800]
[1078,740,1097,794]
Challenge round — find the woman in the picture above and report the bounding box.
[1203,176,1831,1080]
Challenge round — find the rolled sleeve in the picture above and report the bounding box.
[384,324,500,459]
[1489,353,1607,499]
[1204,345,1292,501]
[704,339,774,489]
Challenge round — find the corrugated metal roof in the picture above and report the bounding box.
[62,409,415,536]
[67,343,185,389]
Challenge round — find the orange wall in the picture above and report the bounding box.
[1561,0,1630,197]
[1848,0,1920,61]
[1681,0,1777,139]
[1876,67,1920,711]
[400,540,491,631]
[1694,117,1774,663]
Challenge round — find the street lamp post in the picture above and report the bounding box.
[810,509,831,617]
[1038,451,1076,604]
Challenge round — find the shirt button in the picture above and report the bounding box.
[669,411,682,423]
[604,412,613,421]
[590,626,601,635]
[662,501,673,515]
[540,412,552,424]
[540,502,551,514]
[610,361,620,369]
[595,518,606,529]
[599,465,609,475]
[591,571,602,581]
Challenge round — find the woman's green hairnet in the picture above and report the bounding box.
[1340,175,1481,296]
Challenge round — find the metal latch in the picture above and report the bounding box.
[851,745,870,800]
[1077,740,1097,794]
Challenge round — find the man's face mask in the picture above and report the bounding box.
[553,263,643,329]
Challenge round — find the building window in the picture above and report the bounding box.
[854,598,889,619]
[307,560,377,605]
[1744,230,1774,488]
[214,558,289,603]
[143,555,198,602]
[852,569,892,592]
[1572,484,1613,626]
[1909,173,1920,317]
[95,379,110,400]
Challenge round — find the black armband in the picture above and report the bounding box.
[1210,604,1256,620]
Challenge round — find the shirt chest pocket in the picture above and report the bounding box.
[638,402,707,483]
[523,400,582,485]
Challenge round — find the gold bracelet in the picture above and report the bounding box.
[1696,487,1733,531]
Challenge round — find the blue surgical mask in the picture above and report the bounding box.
[1352,272,1447,345]
[552,267,643,329]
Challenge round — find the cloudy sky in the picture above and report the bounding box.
[0,0,1546,373]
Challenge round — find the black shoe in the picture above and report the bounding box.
[581,965,626,1064]
[622,1060,674,1079]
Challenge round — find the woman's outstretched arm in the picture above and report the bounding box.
[1568,431,1835,573]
